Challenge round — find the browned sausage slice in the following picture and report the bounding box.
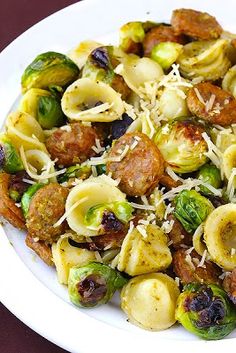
[26,183,69,244]
[167,214,192,249]
[0,172,26,230]
[106,132,164,196]
[46,122,99,167]
[173,248,222,285]
[143,25,186,56]
[223,269,236,305]
[187,82,236,126]
[25,233,54,266]
[171,8,222,40]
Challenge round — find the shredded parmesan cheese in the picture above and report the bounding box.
[129,202,156,211]
[198,249,208,268]
[136,224,148,238]
[53,196,88,228]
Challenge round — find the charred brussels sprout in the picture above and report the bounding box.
[68,262,128,308]
[21,183,44,217]
[0,135,23,174]
[151,42,183,70]
[37,96,65,129]
[111,113,133,140]
[82,46,130,98]
[96,164,106,176]
[197,164,221,196]
[174,190,214,233]
[57,164,91,183]
[176,283,236,340]
[154,120,208,173]
[85,202,133,232]
[21,52,79,92]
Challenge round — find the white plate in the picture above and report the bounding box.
[0,0,236,352]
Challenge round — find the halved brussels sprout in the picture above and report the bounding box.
[154,120,208,173]
[68,262,127,308]
[37,96,65,129]
[197,164,221,196]
[21,52,79,92]
[177,39,231,81]
[176,283,236,340]
[57,164,91,183]
[222,64,236,97]
[159,87,190,121]
[82,46,130,98]
[151,42,183,70]
[0,135,23,174]
[119,22,145,54]
[174,190,214,233]
[84,201,133,231]
[19,88,51,118]
[21,183,44,217]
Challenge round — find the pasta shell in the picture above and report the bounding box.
[65,176,126,237]
[22,149,56,182]
[204,204,236,270]
[117,224,172,276]
[52,234,97,284]
[159,87,190,120]
[177,39,231,81]
[19,88,51,119]
[222,144,236,180]
[68,40,102,69]
[5,111,46,152]
[118,56,164,95]
[121,273,180,331]
[61,78,124,122]
[222,65,236,97]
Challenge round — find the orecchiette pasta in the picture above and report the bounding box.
[22,149,56,182]
[159,87,190,120]
[121,273,180,331]
[52,234,97,284]
[67,40,102,69]
[6,111,46,152]
[204,204,236,270]
[65,176,126,236]
[117,224,172,276]
[61,78,124,122]
[118,56,164,95]
[177,39,231,81]
[222,65,236,97]
[222,144,236,181]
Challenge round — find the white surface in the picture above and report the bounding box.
[0,0,236,352]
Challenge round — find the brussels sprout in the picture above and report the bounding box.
[21,183,44,217]
[85,202,134,231]
[174,190,214,233]
[0,135,23,174]
[151,42,183,70]
[8,171,31,202]
[111,113,133,140]
[119,22,145,54]
[96,164,106,176]
[176,283,236,340]
[21,52,79,92]
[68,262,128,308]
[82,46,130,98]
[19,88,51,118]
[154,120,208,173]
[57,164,91,183]
[197,164,221,196]
[37,96,65,129]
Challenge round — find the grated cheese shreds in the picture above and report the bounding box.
[91,165,98,177]
[60,125,72,132]
[161,219,174,233]
[202,132,222,169]
[95,251,103,262]
[194,88,206,105]
[129,202,156,211]
[75,102,113,117]
[166,166,184,182]
[186,246,195,255]
[205,94,216,112]
[107,145,130,163]
[198,249,208,268]
[136,224,148,238]
[22,178,36,185]
[175,277,180,287]
[231,248,236,256]
[164,203,175,220]
[53,196,88,228]
[185,254,196,270]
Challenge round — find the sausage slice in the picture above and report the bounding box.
[171,8,222,40]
